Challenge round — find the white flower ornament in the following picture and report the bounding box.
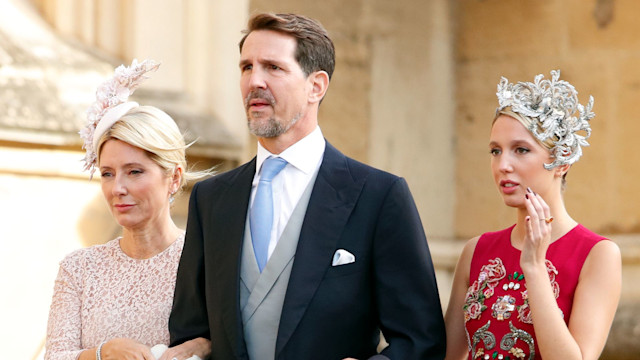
[80,59,160,178]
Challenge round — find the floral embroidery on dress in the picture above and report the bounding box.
[464,258,506,322]
[465,257,562,359]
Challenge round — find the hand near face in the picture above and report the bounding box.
[520,187,553,270]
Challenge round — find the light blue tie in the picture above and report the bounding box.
[251,157,288,272]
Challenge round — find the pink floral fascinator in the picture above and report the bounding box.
[79,59,160,178]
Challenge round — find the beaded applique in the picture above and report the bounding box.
[501,321,535,359]
[503,271,524,291]
[465,258,562,324]
[492,295,516,321]
[471,321,535,360]
[471,321,496,358]
[464,258,506,322]
[465,257,563,359]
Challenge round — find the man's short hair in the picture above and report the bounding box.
[239,13,335,80]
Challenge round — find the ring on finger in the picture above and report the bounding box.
[544,216,554,224]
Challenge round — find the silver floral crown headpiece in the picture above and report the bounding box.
[80,59,160,178]
[496,70,595,169]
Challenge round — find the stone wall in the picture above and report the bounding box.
[454,0,640,238]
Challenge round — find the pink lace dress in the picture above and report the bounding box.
[45,233,185,360]
[463,225,606,360]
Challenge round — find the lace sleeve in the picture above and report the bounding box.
[44,258,85,360]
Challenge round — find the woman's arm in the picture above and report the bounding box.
[522,192,621,360]
[567,240,621,358]
[444,236,479,360]
[78,338,154,360]
[45,264,84,360]
[523,240,620,360]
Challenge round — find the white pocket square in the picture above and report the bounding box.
[332,249,355,266]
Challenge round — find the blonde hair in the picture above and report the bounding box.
[494,107,569,189]
[96,106,213,192]
[494,107,556,150]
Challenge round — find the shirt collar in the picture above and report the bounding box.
[255,126,325,175]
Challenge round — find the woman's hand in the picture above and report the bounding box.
[158,337,211,360]
[99,338,154,360]
[520,187,553,270]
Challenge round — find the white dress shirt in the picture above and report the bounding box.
[250,126,326,259]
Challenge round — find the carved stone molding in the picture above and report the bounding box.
[0,0,240,160]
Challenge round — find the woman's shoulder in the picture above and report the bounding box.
[465,226,517,266]
[467,225,515,254]
[578,225,621,264]
[572,223,607,240]
[460,226,514,260]
[575,227,621,297]
[478,225,515,241]
[462,235,481,254]
[59,238,120,269]
[556,224,612,256]
[162,231,186,259]
[554,224,620,272]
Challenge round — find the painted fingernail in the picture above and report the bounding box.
[525,194,529,199]
[526,187,532,193]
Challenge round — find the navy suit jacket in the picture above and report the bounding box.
[169,142,446,359]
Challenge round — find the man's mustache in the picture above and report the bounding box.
[245,89,275,109]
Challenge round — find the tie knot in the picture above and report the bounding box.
[259,157,287,182]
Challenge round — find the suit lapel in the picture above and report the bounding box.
[212,159,256,359]
[275,143,365,355]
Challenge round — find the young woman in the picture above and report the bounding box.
[445,70,621,360]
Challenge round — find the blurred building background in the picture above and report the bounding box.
[0,0,637,359]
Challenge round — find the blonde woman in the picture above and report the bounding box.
[445,71,621,360]
[45,60,211,360]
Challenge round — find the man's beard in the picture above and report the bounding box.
[245,89,301,138]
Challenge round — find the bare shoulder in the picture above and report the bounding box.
[584,239,621,269]
[579,239,622,286]
[460,236,481,260]
[465,235,481,248]
[593,238,621,255]
[453,235,482,276]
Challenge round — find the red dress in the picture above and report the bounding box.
[463,224,606,360]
